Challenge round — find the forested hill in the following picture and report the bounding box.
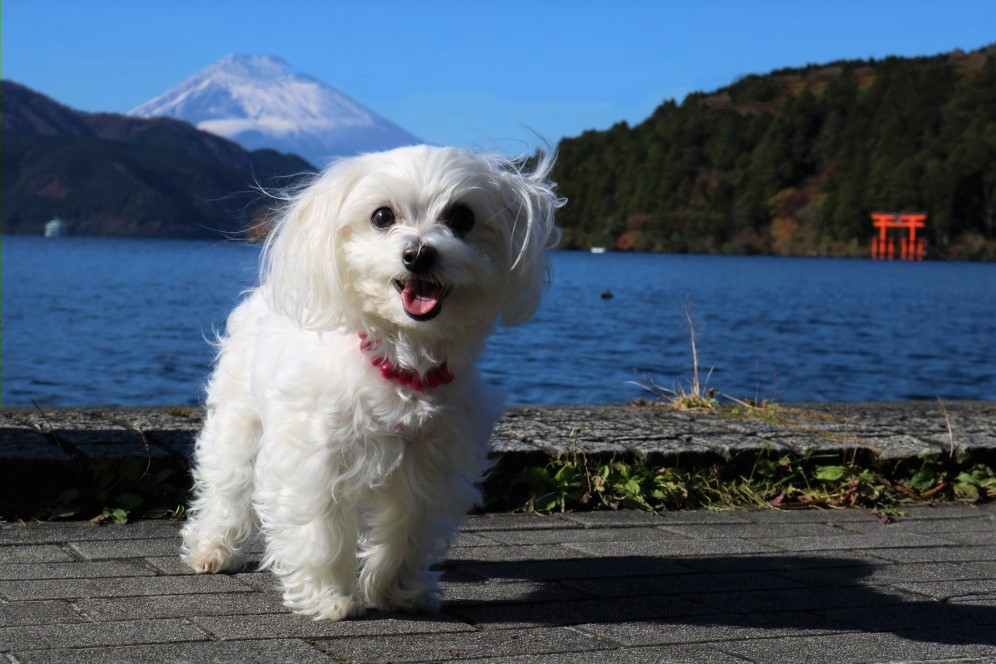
[1,81,314,238]
[552,45,996,259]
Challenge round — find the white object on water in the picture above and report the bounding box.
[590,247,606,254]
[44,218,66,237]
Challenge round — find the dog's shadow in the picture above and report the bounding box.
[435,555,996,646]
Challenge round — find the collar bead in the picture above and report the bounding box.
[359,333,454,392]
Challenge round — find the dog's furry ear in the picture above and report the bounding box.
[493,152,564,326]
[259,161,361,330]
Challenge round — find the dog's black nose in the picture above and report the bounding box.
[402,241,437,274]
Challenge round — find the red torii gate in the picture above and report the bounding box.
[871,212,926,260]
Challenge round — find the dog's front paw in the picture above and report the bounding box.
[183,545,245,574]
[284,586,366,621]
[380,588,442,614]
[181,535,245,574]
[311,595,366,621]
[362,573,442,614]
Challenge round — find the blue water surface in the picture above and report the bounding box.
[3,236,994,406]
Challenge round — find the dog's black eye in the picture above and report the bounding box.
[444,204,475,236]
[371,207,395,229]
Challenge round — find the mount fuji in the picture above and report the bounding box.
[129,54,421,167]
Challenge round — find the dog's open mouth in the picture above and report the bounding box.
[394,278,448,321]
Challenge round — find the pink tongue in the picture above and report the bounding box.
[402,280,443,316]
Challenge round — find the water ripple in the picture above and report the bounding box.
[4,238,995,406]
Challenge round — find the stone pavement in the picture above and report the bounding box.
[3,504,996,662]
[2,402,996,661]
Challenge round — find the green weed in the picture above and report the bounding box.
[10,456,189,524]
[485,450,996,514]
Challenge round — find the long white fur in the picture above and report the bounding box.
[180,145,561,620]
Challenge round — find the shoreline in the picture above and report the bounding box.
[3,401,994,519]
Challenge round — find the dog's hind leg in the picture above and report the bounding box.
[180,397,261,574]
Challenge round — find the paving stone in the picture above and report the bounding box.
[838,515,995,535]
[0,522,181,545]
[559,510,668,527]
[449,556,697,583]
[761,531,957,552]
[459,643,751,663]
[0,544,76,563]
[684,585,919,615]
[0,618,207,651]
[949,595,996,607]
[313,626,615,662]
[561,570,804,599]
[658,522,852,540]
[891,578,996,601]
[194,611,476,640]
[445,544,588,562]
[780,561,996,587]
[0,573,251,600]
[11,639,332,663]
[141,555,206,575]
[898,503,996,519]
[461,514,577,532]
[0,600,85,627]
[818,601,996,632]
[562,510,750,528]
[476,527,670,546]
[717,628,996,664]
[68,538,182,560]
[452,532,500,547]
[674,551,882,574]
[655,510,754,525]
[441,580,588,604]
[735,508,882,524]
[0,559,154,580]
[77,591,288,621]
[863,545,996,564]
[443,594,714,629]
[563,537,776,558]
[927,528,996,546]
[574,613,851,647]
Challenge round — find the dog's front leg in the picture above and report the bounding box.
[254,429,365,621]
[359,449,481,613]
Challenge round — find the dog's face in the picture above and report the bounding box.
[263,146,560,340]
[338,148,523,331]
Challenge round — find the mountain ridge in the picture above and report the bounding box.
[2,80,315,238]
[129,54,421,166]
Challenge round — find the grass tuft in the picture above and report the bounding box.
[485,450,996,515]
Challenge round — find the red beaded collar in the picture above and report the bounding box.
[358,333,454,392]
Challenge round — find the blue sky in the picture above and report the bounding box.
[4,1,994,153]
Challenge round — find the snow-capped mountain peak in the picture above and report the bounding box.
[129,54,421,166]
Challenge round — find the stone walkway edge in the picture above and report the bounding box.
[3,402,994,471]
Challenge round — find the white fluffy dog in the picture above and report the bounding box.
[180,145,561,620]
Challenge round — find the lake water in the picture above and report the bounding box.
[3,236,995,406]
